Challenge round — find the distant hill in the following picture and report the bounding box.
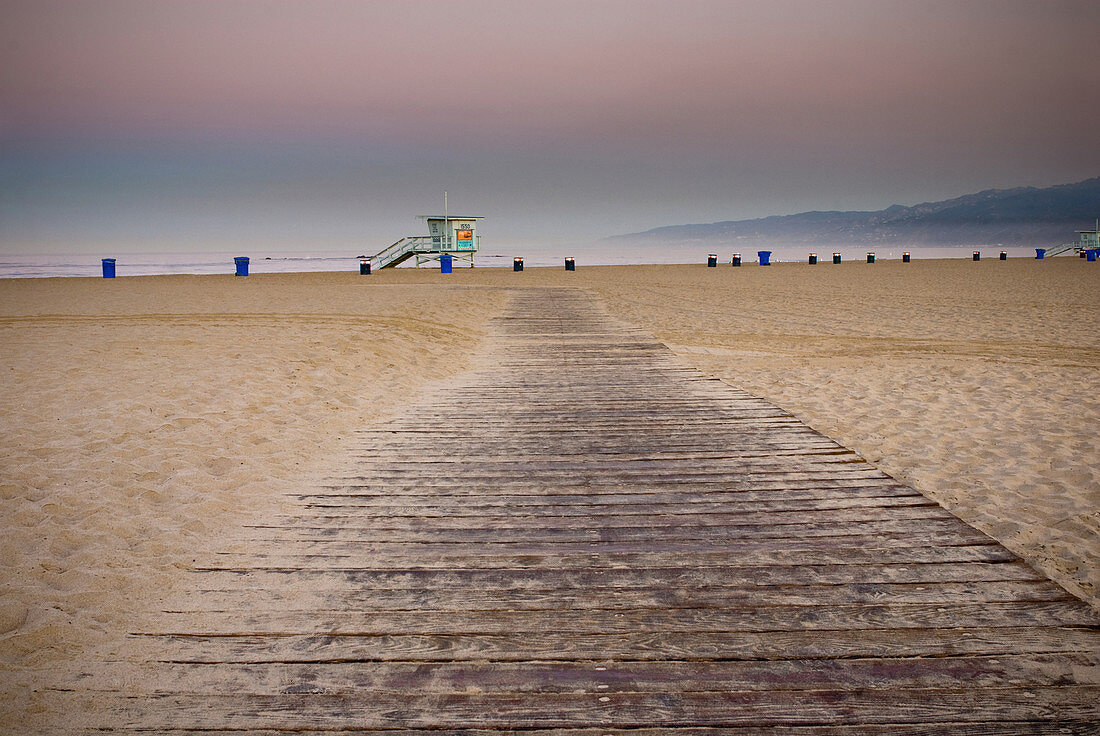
[609,177,1100,247]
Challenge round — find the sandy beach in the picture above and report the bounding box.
[2,258,1098,727]
[0,272,509,725]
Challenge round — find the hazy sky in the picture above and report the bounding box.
[2,0,1098,253]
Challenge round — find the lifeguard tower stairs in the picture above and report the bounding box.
[368,215,484,269]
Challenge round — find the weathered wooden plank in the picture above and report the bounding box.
[360,411,809,422]
[350,428,823,443]
[148,624,1100,660]
[296,495,937,516]
[237,529,1002,553]
[312,478,914,499]
[376,410,797,423]
[149,601,1100,636]
[74,686,1100,729]
[79,653,1100,695]
[331,470,895,488]
[342,456,878,475]
[243,516,985,543]
[263,505,954,531]
[351,438,846,452]
[351,438,850,449]
[398,403,798,415]
[203,543,1018,569]
[316,478,903,497]
[348,449,856,464]
[182,580,1073,610]
[188,561,1043,591]
[67,724,1100,736]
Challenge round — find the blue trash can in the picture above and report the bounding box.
[101,258,116,279]
[1087,249,1097,262]
[440,253,453,273]
[1035,248,1046,259]
[757,250,771,266]
[513,257,523,272]
[234,257,249,276]
[731,253,742,267]
[565,257,575,271]
[707,254,718,267]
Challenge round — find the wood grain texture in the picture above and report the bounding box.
[79,288,1099,733]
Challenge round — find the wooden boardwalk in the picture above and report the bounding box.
[83,288,1098,732]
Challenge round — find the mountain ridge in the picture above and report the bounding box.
[609,177,1100,247]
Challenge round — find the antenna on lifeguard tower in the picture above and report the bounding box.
[444,191,449,248]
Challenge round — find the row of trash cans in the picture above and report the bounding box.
[710,250,1014,266]
[98,248,1059,280]
[356,256,577,274]
[711,251,776,267]
[513,258,577,271]
[513,258,576,271]
[713,252,776,267]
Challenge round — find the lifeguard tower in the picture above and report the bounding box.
[367,214,484,269]
[1038,224,1100,258]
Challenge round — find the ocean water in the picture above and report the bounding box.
[0,244,1056,279]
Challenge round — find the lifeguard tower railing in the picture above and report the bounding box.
[368,234,482,269]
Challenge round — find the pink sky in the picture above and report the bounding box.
[2,0,1098,249]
